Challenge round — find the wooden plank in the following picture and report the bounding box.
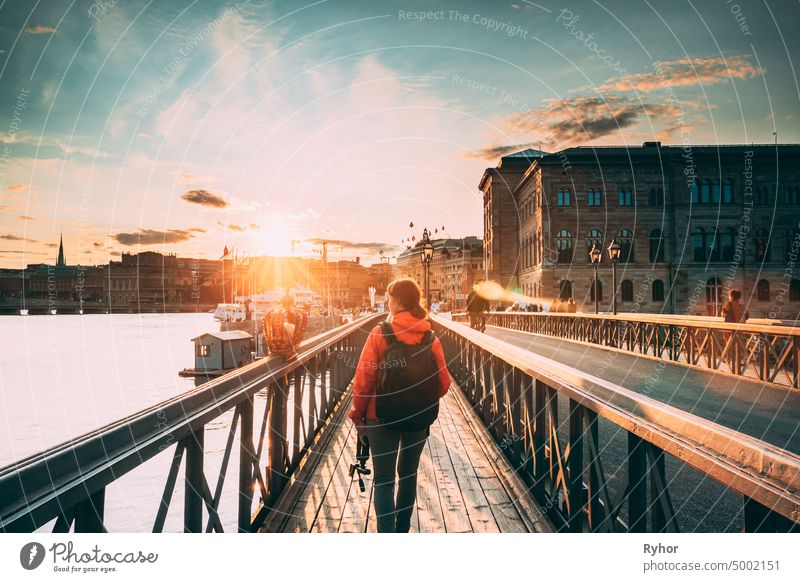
[414,440,446,533]
[312,423,355,532]
[280,418,352,532]
[437,395,500,533]
[260,393,353,533]
[440,394,527,533]
[337,431,374,533]
[450,386,554,533]
[427,414,473,533]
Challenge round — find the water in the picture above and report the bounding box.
[0,313,249,532]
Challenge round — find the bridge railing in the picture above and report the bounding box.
[452,311,800,389]
[0,314,382,533]
[433,315,800,532]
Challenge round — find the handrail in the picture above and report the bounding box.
[0,314,383,533]
[432,314,800,532]
[452,311,800,389]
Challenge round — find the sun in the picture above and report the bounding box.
[252,216,293,256]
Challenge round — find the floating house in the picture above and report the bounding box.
[190,330,253,372]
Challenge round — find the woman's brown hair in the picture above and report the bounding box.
[387,278,428,319]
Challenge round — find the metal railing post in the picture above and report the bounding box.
[238,396,255,532]
[184,427,205,533]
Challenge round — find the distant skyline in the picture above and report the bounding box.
[1,0,799,268]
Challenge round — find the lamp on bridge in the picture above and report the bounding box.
[607,239,621,316]
[589,244,602,314]
[421,228,434,309]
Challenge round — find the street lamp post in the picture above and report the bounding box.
[589,244,602,314]
[607,239,621,316]
[421,228,434,310]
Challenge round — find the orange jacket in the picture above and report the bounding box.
[348,311,450,424]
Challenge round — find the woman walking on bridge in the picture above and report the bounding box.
[349,278,451,532]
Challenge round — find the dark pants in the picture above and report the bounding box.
[365,420,428,533]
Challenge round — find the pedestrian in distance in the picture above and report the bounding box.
[349,278,451,533]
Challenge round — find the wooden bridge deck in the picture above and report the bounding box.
[260,386,551,533]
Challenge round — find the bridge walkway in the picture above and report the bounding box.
[260,386,552,533]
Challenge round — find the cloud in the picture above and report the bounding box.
[305,238,403,255]
[189,227,207,233]
[0,250,45,255]
[18,215,34,221]
[177,173,216,184]
[5,182,29,192]
[594,56,763,94]
[499,95,682,146]
[248,223,260,230]
[227,224,246,232]
[25,25,56,35]
[181,189,228,208]
[467,143,539,160]
[111,229,199,246]
[1,234,36,242]
[92,242,103,248]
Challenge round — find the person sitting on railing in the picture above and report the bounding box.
[263,294,307,360]
[720,289,749,324]
[466,280,489,332]
[348,278,450,533]
[567,298,577,313]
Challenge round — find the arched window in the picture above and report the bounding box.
[557,189,571,207]
[588,188,602,207]
[785,187,800,205]
[648,187,664,206]
[620,280,634,302]
[791,279,800,302]
[649,229,665,263]
[755,228,771,262]
[590,279,603,302]
[706,277,722,315]
[587,229,603,262]
[720,227,735,261]
[708,226,721,262]
[757,279,770,302]
[692,227,706,262]
[652,279,665,302]
[618,188,632,206]
[755,187,769,205]
[618,228,634,263]
[559,280,573,300]
[556,230,573,263]
[722,179,733,204]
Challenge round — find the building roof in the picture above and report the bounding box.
[191,330,253,342]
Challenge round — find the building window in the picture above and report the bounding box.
[196,344,211,357]
[690,181,699,203]
[720,227,735,261]
[785,187,800,205]
[648,187,664,206]
[620,280,633,302]
[559,280,573,300]
[700,180,710,204]
[587,229,603,262]
[722,179,733,204]
[557,189,571,207]
[711,180,720,204]
[706,277,722,315]
[648,229,664,263]
[707,227,721,262]
[692,227,706,262]
[652,279,664,302]
[590,279,603,302]
[588,188,602,207]
[755,187,770,205]
[618,228,634,262]
[556,230,573,263]
[791,279,800,302]
[757,279,770,302]
[618,188,632,206]
[755,228,771,262]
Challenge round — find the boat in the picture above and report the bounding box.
[19,309,29,316]
[49,309,57,315]
[212,286,320,322]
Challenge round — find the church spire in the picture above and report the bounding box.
[57,232,65,267]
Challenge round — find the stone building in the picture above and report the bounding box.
[481,142,800,318]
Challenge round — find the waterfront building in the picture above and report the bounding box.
[480,142,800,317]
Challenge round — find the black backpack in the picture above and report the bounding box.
[375,322,441,432]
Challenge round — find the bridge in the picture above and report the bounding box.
[1,312,798,533]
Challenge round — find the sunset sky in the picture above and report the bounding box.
[1,0,798,268]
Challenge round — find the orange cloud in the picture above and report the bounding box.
[5,182,30,192]
[594,56,762,94]
[25,25,56,35]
